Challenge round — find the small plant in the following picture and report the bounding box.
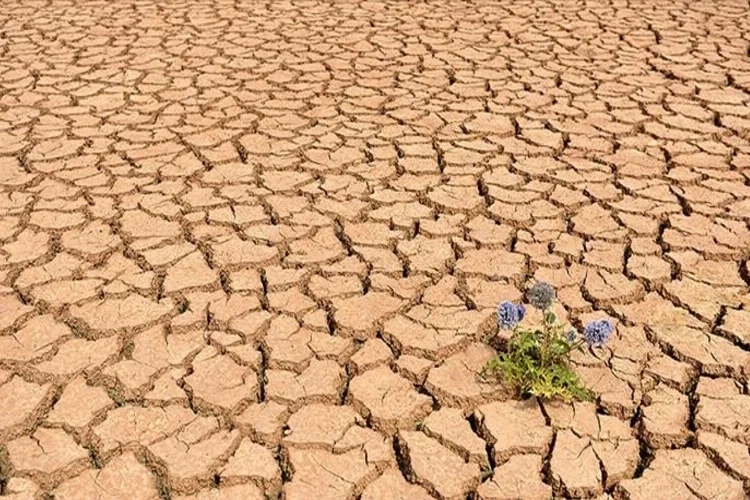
[482,282,613,402]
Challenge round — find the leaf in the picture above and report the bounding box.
[483,313,596,402]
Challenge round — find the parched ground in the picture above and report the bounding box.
[0,0,750,498]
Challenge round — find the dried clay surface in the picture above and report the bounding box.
[1,0,750,499]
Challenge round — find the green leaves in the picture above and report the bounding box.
[482,317,594,402]
[543,311,557,325]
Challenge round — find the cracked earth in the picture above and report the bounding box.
[0,0,750,499]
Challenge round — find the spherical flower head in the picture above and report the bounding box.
[497,301,525,330]
[583,319,614,347]
[566,330,576,343]
[527,281,556,310]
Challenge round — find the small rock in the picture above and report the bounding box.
[333,293,405,339]
[550,429,603,497]
[349,338,394,373]
[698,431,750,484]
[284,404,359,449]
[360,468,433,500]
[348,365,432,434]
[47,377,113,427]
[641,384,691,448]
[0,376,53,441]
[93,405,196,453]
[617,448,744,500]
[696,389,750,444]
[68,295,173,332]
[53,453,160,499]
[333,425,393,467]
[148,429,240,494]
[220,438,281,493]
[234,401,288,445]
[398,431,481,499]
[265,359,345,410]
[477,454,551,500]
[184,347,258,411]
[423,408,488,467]
[395,355,433,384]
[283,448,378,500]
[8,427,89,481]
[475,399,552,463]
[425,343,503,408]
[644,356,696,392]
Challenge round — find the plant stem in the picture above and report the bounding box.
[541,310,550,369]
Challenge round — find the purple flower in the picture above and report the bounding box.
[497,301,525,330]
[566,330,576,343]
[583,319,613,347]
[527,281,556,310]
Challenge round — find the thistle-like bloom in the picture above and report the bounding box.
[583,319,614,346]
[527,281,556,310]
[497,301,525,330]
[566,330,576,343]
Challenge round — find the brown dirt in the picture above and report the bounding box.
[1,0,749,498]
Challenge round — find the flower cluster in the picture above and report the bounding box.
[496,281,613,348]
[484,281,615,402]
[497,301,525,330]
[583,319,613,346]
[526,281,556,311]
